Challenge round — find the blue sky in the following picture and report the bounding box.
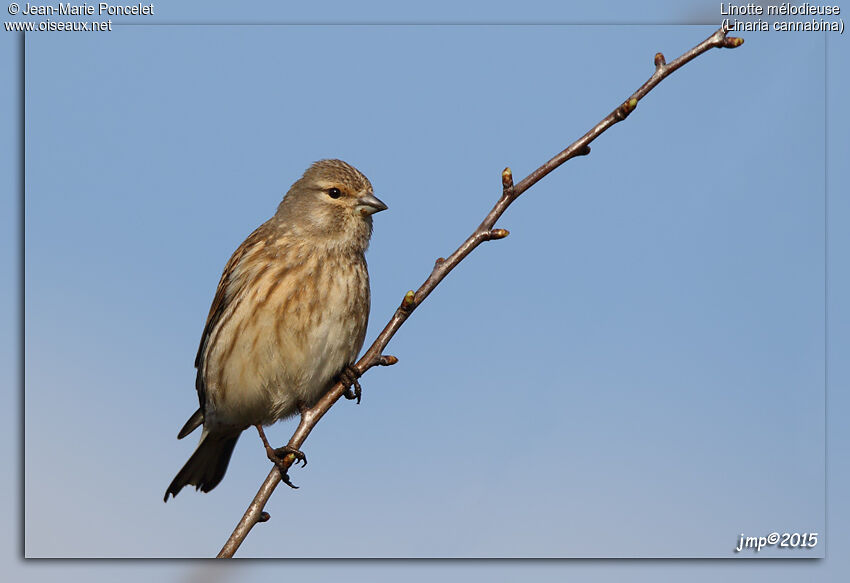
[3,0,849,580]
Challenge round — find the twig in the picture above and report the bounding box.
[216,25,744,558]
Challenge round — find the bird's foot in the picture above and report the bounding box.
[269,445,306,489]
[255,424,306,489]
[340,365,362,404]
[270,445,307,468]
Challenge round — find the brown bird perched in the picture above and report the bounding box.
[164,159,387,501]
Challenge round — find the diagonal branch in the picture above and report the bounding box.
[216,25,744,558]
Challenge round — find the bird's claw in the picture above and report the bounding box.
[280,471,299,489]
[340,365,362,404]
[265,445,306,489]
[272,445,307,467]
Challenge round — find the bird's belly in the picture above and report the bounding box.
[203,263,366,429]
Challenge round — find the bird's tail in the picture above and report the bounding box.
[164,430,240,501]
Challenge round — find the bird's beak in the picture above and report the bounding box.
[357,193,388,214]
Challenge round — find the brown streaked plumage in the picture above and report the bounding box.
[165,159,387,501]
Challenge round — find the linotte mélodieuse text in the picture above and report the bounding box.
[720,3,843,32]
[20,3,154,16]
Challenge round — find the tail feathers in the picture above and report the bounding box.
[164,431,239,502]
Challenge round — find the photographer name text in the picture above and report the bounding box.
[19,2,153,16]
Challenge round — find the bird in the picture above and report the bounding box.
[164,159,387,501]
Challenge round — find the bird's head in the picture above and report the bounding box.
[276,159,387,250]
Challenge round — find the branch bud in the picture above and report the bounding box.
[401,290,416,310]
[723,37,744,48]
[258,512,271,523]
[617,97,638,119]
[488,228,510,240]
[378,355,399,366]
[501,167,514,190]
[654,52,666,68]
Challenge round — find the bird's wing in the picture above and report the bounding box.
[193,225,268,411]
[177,407,204,439]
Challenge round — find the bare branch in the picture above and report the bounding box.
[216,25,743,558]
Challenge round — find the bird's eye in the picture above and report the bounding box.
[328,188,342,199]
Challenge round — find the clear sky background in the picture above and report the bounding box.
[2,0,849,580]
